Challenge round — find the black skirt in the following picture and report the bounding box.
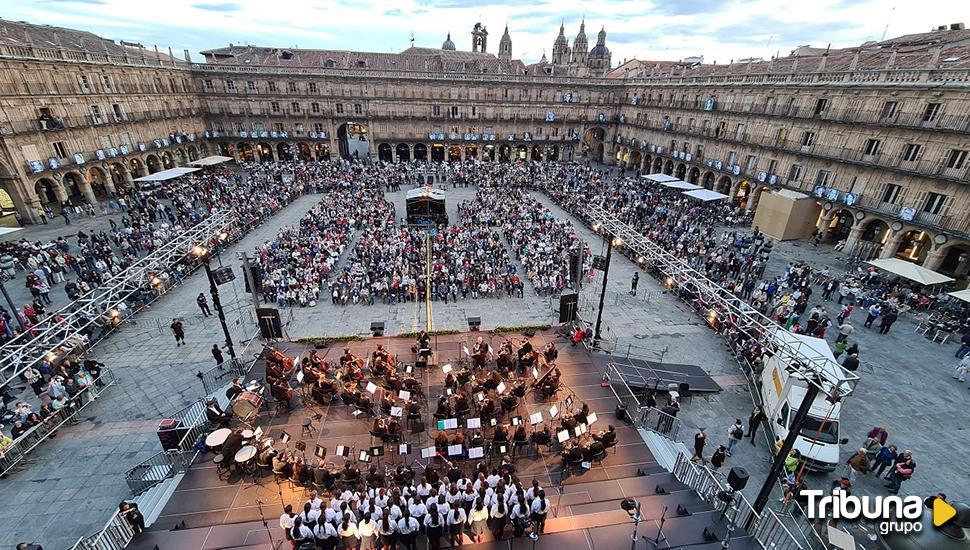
[449,522,464,536]
[380,532,398,546]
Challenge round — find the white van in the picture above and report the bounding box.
[758,330,849,472]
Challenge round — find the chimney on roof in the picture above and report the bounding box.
[952,23,965,30]
[184,49,192,63]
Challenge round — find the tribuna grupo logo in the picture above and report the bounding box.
[802,490,929,535]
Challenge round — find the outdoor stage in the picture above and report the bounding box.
[130,329,757,550]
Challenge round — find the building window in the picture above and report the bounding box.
[471,106,477,117]
[268,81,278,92]
[311,102,320,113]
[313,123,324,134]
[745,155,757,172]
[433,105,440,116]
[275,123,285,133]
[882,183,902,204]
[291,102,301,113]
[450,106,459,118]
[335,103,344,114]
[863,139,881,156]
[246,81,256,91]
[727,151,737,165]
[90,105,105,124]
[204,79,214,91]
[788,164,802,182]
[354,103,362,115]
[767,159,778,175]
[801,131,816,147]
[922,103,942,123]
[946,149,967,169]
[815,170,831,186]
[101,75,113,92]
[881,101,898,120]
[901,144,922,162]
[687,118,695,131]
[923,192,946,214]
[78,74,92,93]
[225,80,236,92]
[111,103,125,121]
[271,102,280,113]
[813,98,828,116]
[51,141,67,158]
[288,82,298,93]
[308,82,317,93]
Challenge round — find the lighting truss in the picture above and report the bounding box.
[587,204,858,400]
[0,210,235,389]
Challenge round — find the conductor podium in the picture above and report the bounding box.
[405,186,448,226]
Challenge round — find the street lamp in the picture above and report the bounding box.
[192,243,237,361]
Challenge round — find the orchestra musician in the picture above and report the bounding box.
[543,342,559,365]
[472,337,488,369]
[412,331,432,356]
[593,425,617,447]
[225,377,245,401]
[531,425,553,447]
[340,348,365,380]
[517,340,537,372]
[496,342,514,373]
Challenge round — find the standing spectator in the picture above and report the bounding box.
[864,303,882,328]
[836,322,854,343]
[885,451,915,494]
[955,332,970,359]
[845,448,870,481]
[748,406,766,446]
[211,344,224,366]
[842,351,860,372]
[878,308,898,334]
[196,293,212,316]
[710,445,727,470]
[119,501,145,534]
[692,429,707,463]
[630,272,639,296]
[726,419,744,456]
[170,318,186,346]
[872,444,898,478]
[952,354,970,383]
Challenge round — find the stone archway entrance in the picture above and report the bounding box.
[396,143,411,162]
[582,127,605,163]
[378,143,393,162]
[413,143,427,162]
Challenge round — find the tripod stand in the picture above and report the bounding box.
[255,498,282,550]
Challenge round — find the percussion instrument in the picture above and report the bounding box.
[235,445,258,464]
[205,428,232,449]
[241,429,255,439]
[231,391,263,418]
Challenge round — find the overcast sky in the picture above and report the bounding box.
[2,0,966,65]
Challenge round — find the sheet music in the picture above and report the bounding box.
[587,412,598,425]
[462,346,471,356]
[496,382,506,394]
[365,381,378,394]
[441,363,453,373]
[443,418,458,429]
[253,427,263,439]
[359,450,371,462]
[336,445,348,457]
[399,444,410,455]
[421,446,436,459]
[296,370,304,383]
[399,390,411,401]
[390,406,403,417]
[581,461,591,469]
[557,430,570,443]
[467,417,481,429]
[447,444,463,456]
[549,405,559,418]
[532,367,539,379]
[468,447,484,459]
[529,412,543,425]
[512,416,522,426]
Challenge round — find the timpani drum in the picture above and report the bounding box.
[231,391,263,418]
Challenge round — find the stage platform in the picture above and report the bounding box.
[132,329,752,550]
[592,353,722,394]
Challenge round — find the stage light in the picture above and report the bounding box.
[217,230,229,242]
[192,244,208,258]
[151,276,162,286]
[592,222,603,233]
[108,308,120,318]
[612,237,624,248]
[637,256,646,265]
[664,276,675,289]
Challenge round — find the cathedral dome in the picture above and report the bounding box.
[442,33,456,50]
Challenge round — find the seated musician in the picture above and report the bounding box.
[593,424,617,447]
[341,462,360,483]
[340,383,358,405]
[538,368,561,397]
[366,465,386,488]
[407,399,422,419]
[222,429,245,459]
[435,395,452,418]
[258,445,277,467]
[271,381,293,411]
[272,451,291,477]
[511,380,527,398]
[472,337,487,369]
[435,431,449,452]
[469,430,484,448]
[384,370,403,392]
[225,378,245,401]
[531,425,552,446]
[453,392,471,416]
[493,425,509,442]
[574,403,590,425]
[543,342,559,364]
[560,415,578,433]
[444,372,457,389]
[496,349,514,373]
[372,356,389,379]
[387,417,401,437]
[517,341,536,371]
[356,392,374,416]
[456,366,473,387]
[501,393,519,413]
[413,331,431,356]
[309,350,326,371]
[583,439,606,460]
[513,425,527,443]
[479,398,497,420]
[205,398,231,426]
[484,371,501,391]
[372,344,392,364]
[562,444,583,463]
[452,431,465,447]
[314,460,334,490]
[380,394,394,415]
[403,375,422,394]
[340,348,355,367]
[289,456,310,485]
[372,417,388,438]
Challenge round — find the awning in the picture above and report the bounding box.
[865,258,954,285]
[133,167,201,182]
[188,155,233,167]
[948,289,970,303]
[643,173,680,183]
[661,180,703,190]
[682,189,729,201]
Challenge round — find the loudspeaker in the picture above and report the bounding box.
[244,262,262,294]
[256,307,283,339]
[523,328,536,337]
[727,467,749,491]
[615,403,628,422]
[592,255,608,271]
[156,419,188,451]
[568,251,582,284]
[559,293,578,323]
[467,317,481,331]
[371,321,385,337]
[212,266,235,285]
[314,341,328,349]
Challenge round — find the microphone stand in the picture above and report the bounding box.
[255,498,282,550]
[650,505,668,548]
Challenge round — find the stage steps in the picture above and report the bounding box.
[637,427,692,470]
[138,472,185,528]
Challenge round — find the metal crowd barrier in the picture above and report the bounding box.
[0,369,117,477]
[71,510,138,550]
[123,449,197,495]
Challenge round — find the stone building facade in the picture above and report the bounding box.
[0,19,968,277]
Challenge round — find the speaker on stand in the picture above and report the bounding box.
[559,293,578,323]
[256,307,283,339]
